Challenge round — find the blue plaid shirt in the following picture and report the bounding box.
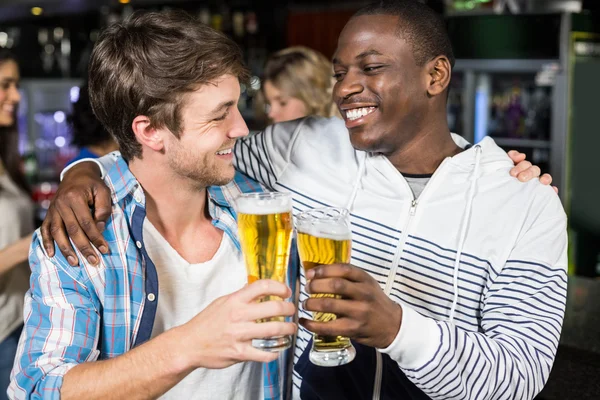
[9,155,296,400]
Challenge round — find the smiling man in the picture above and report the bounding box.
[236,2,566,399]
[33,1,561,400]
[8,11,297,400]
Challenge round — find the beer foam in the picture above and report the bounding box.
[298,222,351,241]
[236,199,291,215]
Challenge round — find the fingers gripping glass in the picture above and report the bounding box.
[296,207,356,366]
[235,192,293,352]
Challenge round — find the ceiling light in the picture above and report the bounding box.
[31,7,43,16]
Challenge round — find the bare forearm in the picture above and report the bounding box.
[0,233,33,277]
[61,326,192,400]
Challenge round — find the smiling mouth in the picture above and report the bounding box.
[1,104,15,113]
[215,148,233,156]
[344,107,377,121]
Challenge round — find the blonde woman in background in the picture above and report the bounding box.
[0,50,34,400]
[256,46,341,124]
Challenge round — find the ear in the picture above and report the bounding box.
[131,115,164,152]
[426,56,451,98]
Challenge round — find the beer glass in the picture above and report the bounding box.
[296,207,356,366]
[235,192,293,352]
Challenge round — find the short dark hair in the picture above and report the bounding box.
[88,10,250,160]
[354,0,455,68]
[68,84,113,148]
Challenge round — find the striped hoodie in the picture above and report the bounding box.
[235,116,567,400]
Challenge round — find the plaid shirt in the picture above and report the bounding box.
[9,155,296,400]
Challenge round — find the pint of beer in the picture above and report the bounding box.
[235,192,293,352]
[297,207,357,366]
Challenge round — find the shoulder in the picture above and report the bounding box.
[285,116,358,169]
[264,116,349,150]
[479,138,566,222]
[295,115,350,147]
[523,180,566,224]
[479,169,567,231]
[29,229,95,295]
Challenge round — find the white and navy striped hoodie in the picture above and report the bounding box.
[235,116,568,400]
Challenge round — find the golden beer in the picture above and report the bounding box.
[297,231,352,350]
[297,207,356,366]
[236,192,293,352]
[238,212,293,320]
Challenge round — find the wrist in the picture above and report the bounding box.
[64,162,101,180]
[382,302,403,348]
[61,159,102,181]
[378,304,441,370]
[162,325,196,375]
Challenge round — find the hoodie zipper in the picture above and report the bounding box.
[372,157,450,400]
[383,157,449,296]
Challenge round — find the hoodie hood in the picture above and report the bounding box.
[449,136,515,173]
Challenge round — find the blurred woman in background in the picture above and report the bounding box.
[66,84,118,165]
[255,46,341,124]
[0,49,34,400]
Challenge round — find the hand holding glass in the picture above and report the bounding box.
[236,192,293,352]
[297,207,356,366]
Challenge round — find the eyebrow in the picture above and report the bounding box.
[333,49,384,65]
[208,100,235,116]
[356,49,384,59]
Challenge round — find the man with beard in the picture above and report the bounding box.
[9,11,296,400]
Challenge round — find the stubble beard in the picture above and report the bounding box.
[168,151,234,190]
